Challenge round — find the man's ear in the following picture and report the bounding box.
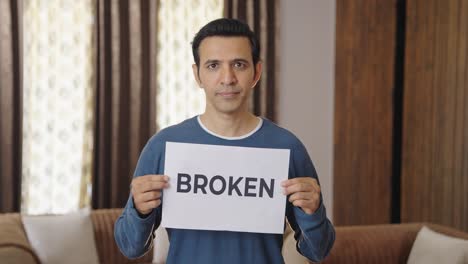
[252,61,263,88]
[192,64,203,88]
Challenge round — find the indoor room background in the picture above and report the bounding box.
[1,0,467,235]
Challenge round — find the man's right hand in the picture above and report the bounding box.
[131,175,170,216]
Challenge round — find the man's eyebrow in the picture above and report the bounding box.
[232,58,250,64]
[204,59,221,66]
[203,58,250,65]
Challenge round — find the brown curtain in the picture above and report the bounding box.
[92,0,159,209]
[224,0,278,121]
[0,0,23,213]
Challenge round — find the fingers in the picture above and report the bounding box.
[281,177,320,196]
[282,177,321,215]
[133,181,169,193]
[131,175,169,215]
[134,190,162,203]
[288,190,320,204]
[132,175,170,192]
[290,199,319,215]
[132,189,162,215]
[135,199,162,215]
[132,174,169,185]
[288,191,319,203]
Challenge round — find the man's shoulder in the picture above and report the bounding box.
[260,119,313,163]
[261,118,303,147]
[146,116,198,146]
[158,117,197,136]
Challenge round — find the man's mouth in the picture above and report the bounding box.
[217,91,241,98]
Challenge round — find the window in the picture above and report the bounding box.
[21,0,223,214]
[156,0,223,130]
[21,0,95,214]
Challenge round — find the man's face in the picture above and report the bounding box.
[192,36,262,116]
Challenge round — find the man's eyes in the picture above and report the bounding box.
[206,62,247,70]
[233,62,246,69]
[207,63,218,70]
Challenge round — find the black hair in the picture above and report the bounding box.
[191,18,260,68]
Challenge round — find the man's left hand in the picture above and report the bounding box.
[282,177,321,215]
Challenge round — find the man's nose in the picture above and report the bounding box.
[220,66,237,85]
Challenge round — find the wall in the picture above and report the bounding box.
[331,0,468,231]
[332,0,398,225]
[401,0,468,232]
[278,0,336,221]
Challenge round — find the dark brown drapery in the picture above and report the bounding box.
[0,0,23,213]
[224,0,278,122]
[92,0,159,209]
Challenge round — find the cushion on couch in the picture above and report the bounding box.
[407,226,468,264]
[22,209,100,264]
[0,213,40,264]
[153,226,169,264]
[282,224,309,264]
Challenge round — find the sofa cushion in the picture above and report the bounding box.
[282,228,309,264]
[407,226,468,264]
[0,213,40,264]
[0,247,39,264]
[22,209,100,264]
[153,226,169,264]
[90,208,154,263]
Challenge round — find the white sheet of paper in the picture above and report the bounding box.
[161,142,290,234]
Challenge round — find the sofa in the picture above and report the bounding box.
[0,209,153,264]
[314,223,468,264]
[1,208,467,264]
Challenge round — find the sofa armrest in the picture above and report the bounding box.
[318,223,423,264]
[90,208,153,264]
[316,223,468,264]
[0,213,41,264]
[423,223,468,240]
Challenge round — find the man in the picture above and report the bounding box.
[115,18,335,263]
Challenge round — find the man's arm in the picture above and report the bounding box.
[282,143,335,262]
[114,137,169,259]
[114,195,161,259]
[114,175,169,259]
[285,193,335,262]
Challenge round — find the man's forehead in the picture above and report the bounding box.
[198,36,252,61]
[200,35,250,43]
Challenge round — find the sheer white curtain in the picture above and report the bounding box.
[157,0,223,130]
[20,0,222,214]
[21,0,95,214]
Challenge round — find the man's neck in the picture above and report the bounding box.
[199,111,260,138]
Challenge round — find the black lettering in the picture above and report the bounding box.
[209,175,226,195]
[177,173,191,193]
[259,178,275,198]
[228,176,243,196]
[244,177,257,197]
[194,174,208,194]
[177,173,275,198]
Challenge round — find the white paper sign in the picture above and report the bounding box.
[161,142,290,234]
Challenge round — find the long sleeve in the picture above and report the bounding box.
[114,135,164,258]
[114,198,161,258]
[287,202,335,262]
[286,141,335,262]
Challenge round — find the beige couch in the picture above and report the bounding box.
[0,209,152,264]
[1,208,467,264]
[316,223,468,264]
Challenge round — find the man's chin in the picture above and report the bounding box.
[214,106,244,115]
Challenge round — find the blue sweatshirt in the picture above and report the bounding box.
[115,116,335,263]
